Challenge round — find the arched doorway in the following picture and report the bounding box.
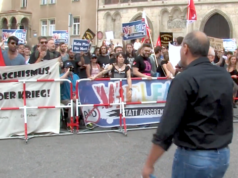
[10,17,17,29]
[20,17,29,29]
[1,18,8,29]
[204,13,230,39]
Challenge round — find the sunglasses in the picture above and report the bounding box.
[40,41,48,44]
[11,42,17,45]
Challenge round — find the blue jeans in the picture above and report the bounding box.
[172,147,230,178]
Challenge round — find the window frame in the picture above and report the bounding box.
[72,17,80,35]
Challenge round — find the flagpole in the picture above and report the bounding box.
[148,29,158,68]
[186,0,190,34]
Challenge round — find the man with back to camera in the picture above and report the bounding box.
[142,31,233,178]
[2,36,25,66]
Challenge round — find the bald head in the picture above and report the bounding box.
[183,31,210,57]
[180,31,210,67]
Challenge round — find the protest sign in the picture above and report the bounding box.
[122,20,146,41]
[72,39,90,53]
[0,59,60,138]
[223,39,237,52]
[169,43,181,68]
[208,36,223,51]
[82,28,96,41]
[2,29,27,45]
[160,32,173,47]
[79,79,170,127]
[52,30,68,44]
[105,31,114,40]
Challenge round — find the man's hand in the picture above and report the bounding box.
[39,51,47,60]
[142,165,154,178]
[80,52,84,56]
[146,76,152,80]
[90,76,96,80]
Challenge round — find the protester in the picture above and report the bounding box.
[133,39,141,52]
[90,52,132,98]
[60,61,79,124]
[59,42,69,62]
[97,45,110,68]
[2,36,25,66]
[93,47,100,57]
[176,36,184,46]
[226,55,238,108]
[63,48,80,76]
[28,37,61,64]
[18,44,25,57]
[234,48,238,56]
[86,54,101,78]
[24,45,31,64]
[133,43,152,79]
[125,43,137,66]
[75,51,91,78]
[142,31,233,178]
[109,46,129,64]
[156,52,174,78]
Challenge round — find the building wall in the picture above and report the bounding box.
[97,0,238,46]
[0,0,97,46]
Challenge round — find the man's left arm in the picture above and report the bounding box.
[142,77,189,177]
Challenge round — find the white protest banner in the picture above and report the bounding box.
[169,43,181,68]
[105,31,114,40]
[0,59,60,138]
[223,39,237,52]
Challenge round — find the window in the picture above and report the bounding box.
[73,17,80,35]
[49,19,55,36]
[21,0,27,8]
[41,0,47,5]
[41,20,47,36]
[49,0,56,4]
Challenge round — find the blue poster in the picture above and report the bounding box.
[78,79,171,128]
[122,20,146,41]
[72,39,90,53]
[52,30,68,44]
[223,39,237,52]
[2,29,27,45]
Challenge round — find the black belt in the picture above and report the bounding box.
[178,146,228,151]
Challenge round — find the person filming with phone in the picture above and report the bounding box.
[60,61,79,124]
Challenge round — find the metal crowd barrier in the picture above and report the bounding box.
[75,77,168,136]
[0,79,74,143]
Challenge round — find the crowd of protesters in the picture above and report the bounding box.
[1,34,238,127]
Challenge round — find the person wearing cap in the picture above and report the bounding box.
[60,61,79,124]
[86,54,101,78]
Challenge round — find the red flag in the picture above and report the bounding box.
[156,36,161,46]
[0,49,5,66]
[187,0,197,23]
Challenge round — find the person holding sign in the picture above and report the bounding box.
[90,52,132,98]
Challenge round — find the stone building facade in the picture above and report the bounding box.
[97,0,238,46]
[0,0,97,46]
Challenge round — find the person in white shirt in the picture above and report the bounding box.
[133,39,141,51]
